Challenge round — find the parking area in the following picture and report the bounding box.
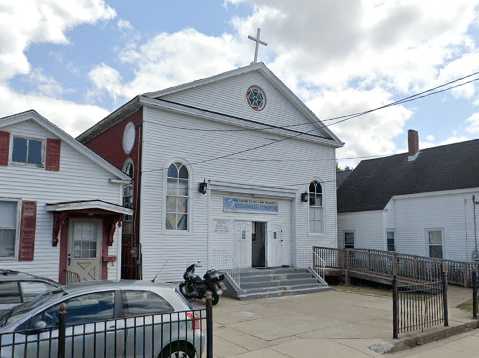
[213,286,473,357]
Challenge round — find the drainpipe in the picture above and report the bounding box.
[473,195,479,262]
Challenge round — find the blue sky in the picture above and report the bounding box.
[2,1,479,165]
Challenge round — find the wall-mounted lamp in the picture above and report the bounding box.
[300,192,308,202]
[199,179,208,195]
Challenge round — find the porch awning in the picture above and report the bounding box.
[46,200,132,216]
[46,200,132,247]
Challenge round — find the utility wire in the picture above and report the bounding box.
[149,70,479,133]
[142,71,479,174]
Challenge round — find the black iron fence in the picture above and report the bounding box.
[0,299,214,358]
[392,270,448,339]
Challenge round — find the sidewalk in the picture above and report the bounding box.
[212,285,474,357]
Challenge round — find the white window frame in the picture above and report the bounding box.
[308,180,324,235]
[0,198,22,261]
[386,229,396,252]
[9,135,45,168]
[163,160,192,233]
[425,228,445,259]
[343,230,355,249]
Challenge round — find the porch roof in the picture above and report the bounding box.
[46,200,132,216]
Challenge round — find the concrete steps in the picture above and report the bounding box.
[224,267,330,300]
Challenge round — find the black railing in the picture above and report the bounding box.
[0,299,213,358]
[392,269,448,339]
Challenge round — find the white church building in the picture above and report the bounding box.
[78,62,343,293]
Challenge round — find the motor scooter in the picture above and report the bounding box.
[179,263,226,305]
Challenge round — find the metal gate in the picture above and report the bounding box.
[392,272,448,338]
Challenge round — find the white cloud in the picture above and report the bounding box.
[86,1,479,164]
[466,112,479,134]
[27,68,64,97]
[117,19,133,31]
[0,0,115,134]
[0,84,108,135]
[307,87,412,167]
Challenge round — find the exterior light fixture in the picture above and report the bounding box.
[199,180,208,195]
[300,192,308,202]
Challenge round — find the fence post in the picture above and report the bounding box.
[473,271,478,320]
[442,262,449,327]
[58,303,66,358]
[392,275,399,339]
[205,292,213,358]
[344,250,350,285]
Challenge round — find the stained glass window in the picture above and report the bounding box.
[166,162,189,230]
[246,85,266,111]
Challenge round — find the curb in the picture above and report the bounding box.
[385,320,479,354]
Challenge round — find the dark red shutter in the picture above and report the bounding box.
[45,138,61,171]
[18,201,37,261]
[0,131,10,166]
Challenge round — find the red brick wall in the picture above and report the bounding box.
[84,109,143,171]
[83,109,143,279]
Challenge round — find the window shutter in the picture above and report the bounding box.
[0,131,9,166]
[45,138,61,171]
[18,201,37,261]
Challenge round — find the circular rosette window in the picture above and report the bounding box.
[246,85,267,111]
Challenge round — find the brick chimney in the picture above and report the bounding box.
[408,129,419,160]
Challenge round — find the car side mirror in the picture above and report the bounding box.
[32,320,47,331]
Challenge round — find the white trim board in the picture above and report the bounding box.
[46,200,133,215]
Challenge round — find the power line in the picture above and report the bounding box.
[148,70,479,133]
[142,71,479,174]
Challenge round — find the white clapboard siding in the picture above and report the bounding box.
[140,103,338,282]
[337,211,386,250]
[0,120,123,281]
[337,189,479,262]
[162,71,326,138]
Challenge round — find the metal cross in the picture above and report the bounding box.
[248,28,267,63]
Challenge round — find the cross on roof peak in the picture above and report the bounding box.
[248,28,268,64]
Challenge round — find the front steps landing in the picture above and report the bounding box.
[223,267,331,300]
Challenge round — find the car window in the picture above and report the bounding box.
[121,290,174,317]
[20,282,55,302]
[0,282,21,304]
[22,291,115,329]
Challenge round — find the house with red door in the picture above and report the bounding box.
[0,110,132,284]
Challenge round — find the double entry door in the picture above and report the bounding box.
[233,220,290,269]
[67,219,102,282]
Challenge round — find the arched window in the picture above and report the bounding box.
[122,160,134,210]
[309,181,323,233]
[166,162,189,230]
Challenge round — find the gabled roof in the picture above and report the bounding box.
[77,62,343,147]
[144,62,342,146]
[0,110,130,181]
[338,139,479,213]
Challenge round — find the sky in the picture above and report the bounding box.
[1,0,479,167]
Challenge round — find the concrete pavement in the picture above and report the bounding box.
[212,286,476,357]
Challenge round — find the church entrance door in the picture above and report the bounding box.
[252,222,266,267]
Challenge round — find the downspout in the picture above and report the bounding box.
[473,194,478,262]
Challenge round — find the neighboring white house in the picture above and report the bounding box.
[0,110,132,284]
[337,130,479,262]
[78,62,344,283]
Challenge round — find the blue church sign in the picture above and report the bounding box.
[223,197,279,214]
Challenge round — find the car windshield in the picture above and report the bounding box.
[0,289,65,326]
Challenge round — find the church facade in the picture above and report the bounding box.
[78,62,343,282]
